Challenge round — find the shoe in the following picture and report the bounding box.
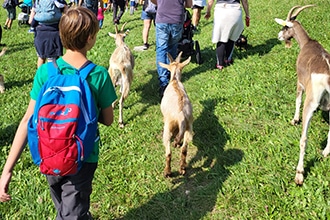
[142,43,150,50]
[3,25,8,30]
[28,28,35,34]
[113,18,120,25]
[216,65,224,70]
[224,59,234,66]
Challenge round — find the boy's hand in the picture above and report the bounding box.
[0,173,12,202]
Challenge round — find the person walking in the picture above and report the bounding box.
[112,0,126,24]
[191,0,206,32]
[205,0,249,70]
[151,0,192,97]
[0,7,117,219]
[3,0,19,30]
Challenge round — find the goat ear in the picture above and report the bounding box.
[275,18,294,27]
[159,62,170,70]
[275,18,287,26]
[108,32,116,38]
[181,56,191,67]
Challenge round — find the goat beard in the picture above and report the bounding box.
[285,39,292,48]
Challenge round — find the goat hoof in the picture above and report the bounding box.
[294,172,304,185]
[179,168,186,176]
[164,169,171,178]
[291,119,300,125]
[119,122,125,128]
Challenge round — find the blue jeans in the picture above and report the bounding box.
[155,23,183,87]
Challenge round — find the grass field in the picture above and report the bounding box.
[1,0,330,219]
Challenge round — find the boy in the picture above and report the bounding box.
[0,7,117,219]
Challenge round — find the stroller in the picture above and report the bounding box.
[18,0,32,26]
[177,9,202,64]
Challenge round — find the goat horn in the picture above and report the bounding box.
[286,5,301,21]
[175,51,183,63]
[289,5,315,21]
[167,53,174,63]
[121,22,128,32]
[115,24,119,34]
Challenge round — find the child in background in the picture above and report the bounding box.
[129,0,135,15]
[97,1,105,28]
[0,7,117,219]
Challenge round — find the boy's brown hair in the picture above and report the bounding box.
[59,7,99,51]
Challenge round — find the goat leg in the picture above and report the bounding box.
[295,95,318,185]
[163,124,172,177]
[291,83,304,125]
[118,95,125,128]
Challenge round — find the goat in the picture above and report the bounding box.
[0,74,5,93]
[159,52,193,177]
[275,5,330,185]
[108,23,134,128]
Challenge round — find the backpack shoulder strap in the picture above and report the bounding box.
[78,60,96,80]
[47,60,61,78]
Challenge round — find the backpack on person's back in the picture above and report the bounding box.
[34,0,65,24]
[144,0,156,14]
[27,61,99,176]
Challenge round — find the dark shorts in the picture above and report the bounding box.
[34,23,63,59]
[192,5,204,9]
[6,6,16,20]
[141,10,156,20]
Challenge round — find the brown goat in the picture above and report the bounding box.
[275,5,330,185]
[159,52,193,177]
[108,23,134,128]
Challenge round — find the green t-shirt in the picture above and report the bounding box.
[30,57,117,162]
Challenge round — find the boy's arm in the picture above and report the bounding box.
[0,99,36,202]
[98,105,114,126]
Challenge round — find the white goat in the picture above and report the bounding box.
[275,5,330,185]
[108,23,134,128]
[159,52,193,177]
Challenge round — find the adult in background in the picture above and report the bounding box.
[3,0,19,29]
[140,0,156,50]
[112,0,126,24]
[191,0,206,32]
[79,0,101,16]
[33,0,67,67]
[151,0,192,97]
[205,0,249,70]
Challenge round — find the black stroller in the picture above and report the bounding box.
[177,9,202,64]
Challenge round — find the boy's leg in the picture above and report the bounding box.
[46,163,97,220]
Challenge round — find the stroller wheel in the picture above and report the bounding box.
[195,40,202,64]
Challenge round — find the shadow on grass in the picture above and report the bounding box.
[0,123,18,147]
[116,98,244,220]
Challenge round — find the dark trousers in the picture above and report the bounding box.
[112,0,126,22]
[46,163,97,220]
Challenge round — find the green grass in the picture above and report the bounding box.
[1,0,330,219]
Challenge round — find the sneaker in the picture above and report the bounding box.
[28,28,35,34]
[3,25,8,30]
[142,43,150,50]
[216,64,224,70]
[224,59,234,66]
